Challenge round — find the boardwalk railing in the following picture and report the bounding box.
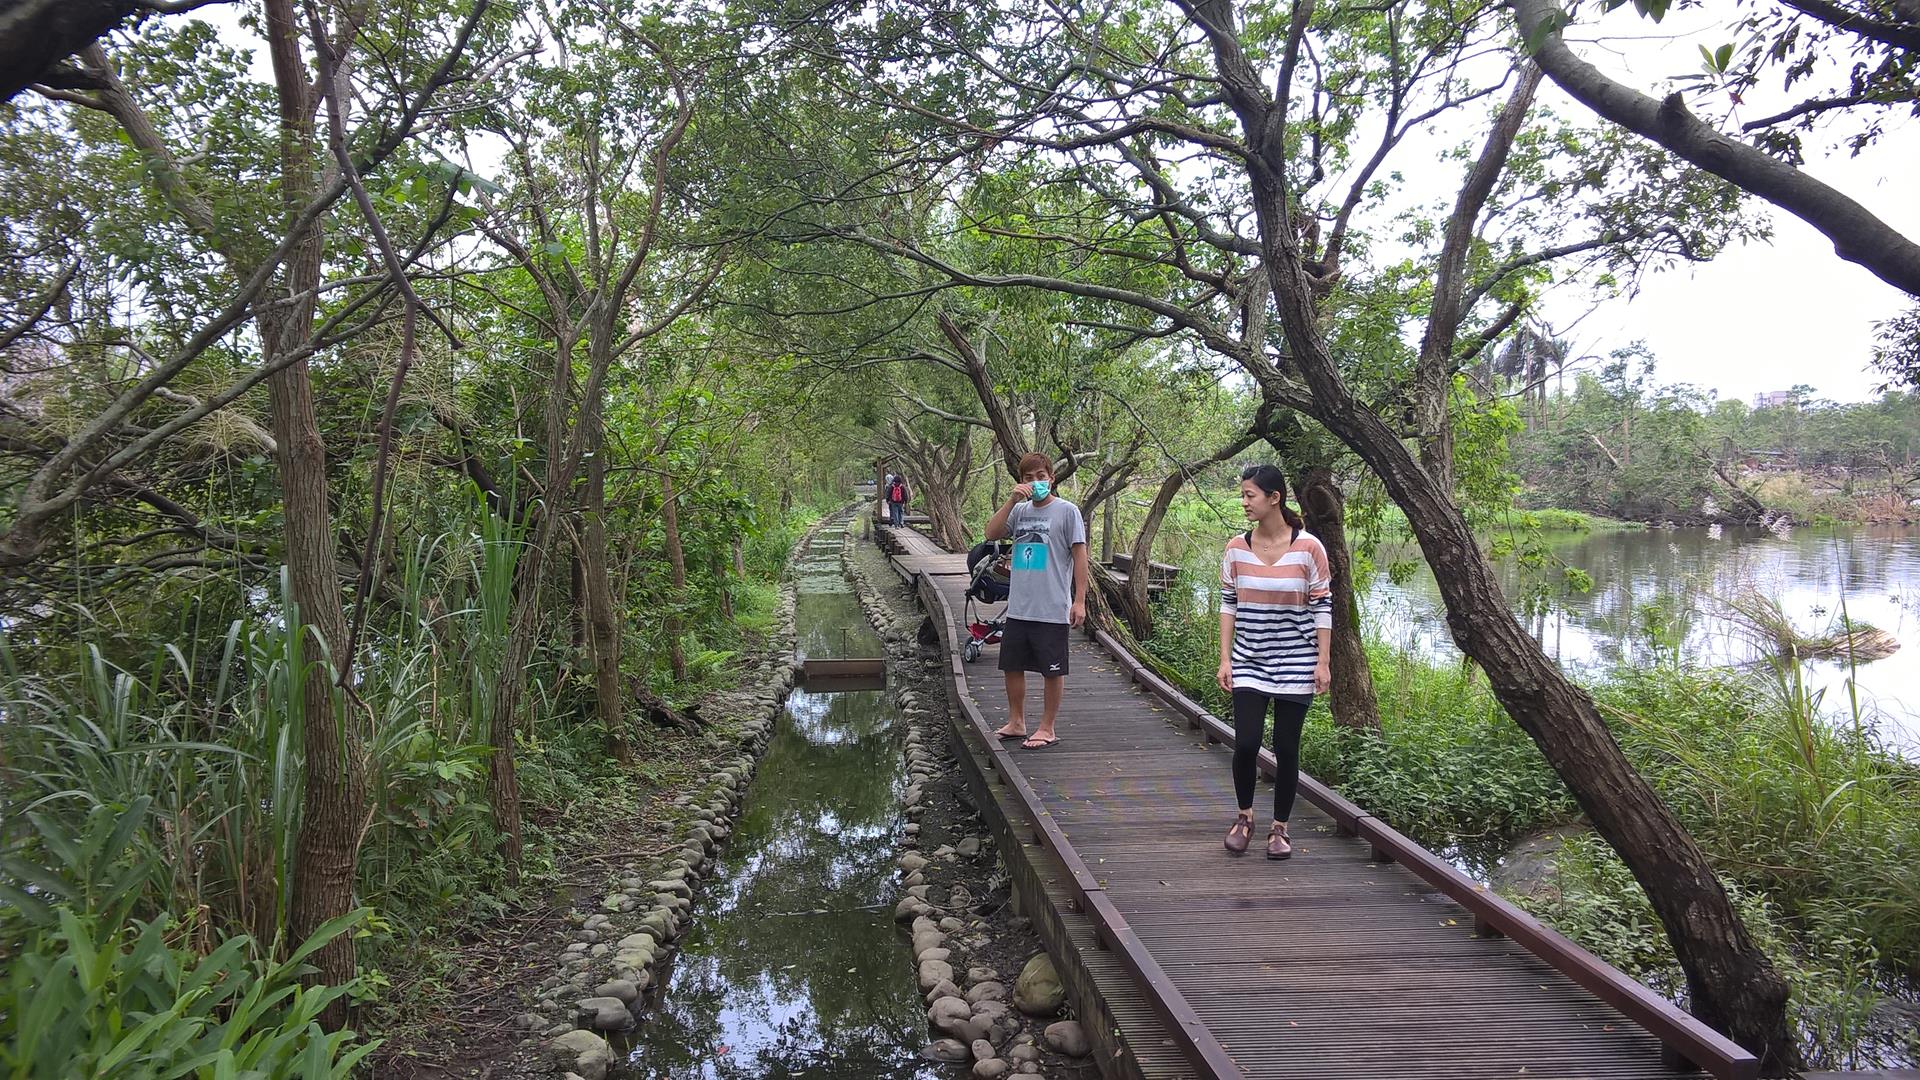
[911,570,1252,1080]
[1088,627,1761,1080]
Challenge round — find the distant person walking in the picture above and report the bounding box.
[885,472,910,527]
[1217,464,1332,859]
[984,453,1087,750]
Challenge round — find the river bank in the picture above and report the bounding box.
[366,515,823,1078]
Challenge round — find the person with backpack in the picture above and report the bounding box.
[885,473,909,527]
[1216,464,1332,859]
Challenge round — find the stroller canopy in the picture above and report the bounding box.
[966,541,1011,603]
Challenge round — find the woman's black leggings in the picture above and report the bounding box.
[1231,690,1310,822]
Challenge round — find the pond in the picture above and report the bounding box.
[1364,523,1920,752]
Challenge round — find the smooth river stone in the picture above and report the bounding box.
[917,958,956,992]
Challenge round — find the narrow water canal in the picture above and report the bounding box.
[622,522,942,1079]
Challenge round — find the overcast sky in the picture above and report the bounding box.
[1527,7,1919,406]
[190,3,1914,404]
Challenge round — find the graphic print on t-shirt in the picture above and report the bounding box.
[1012,519,1052,571]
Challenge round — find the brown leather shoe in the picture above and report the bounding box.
[1224,816,1252,854]
[1266,822,1292,860]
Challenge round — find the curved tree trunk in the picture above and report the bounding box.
[1512,0,1920,299]
[924,479,970,550]
[1294,466,1380,731]
[1181,1,1794,1063]
[1119,471,1183,638]
[886,416,974,550]
[1246,145,1797,1076]
[1120,412,1280,638]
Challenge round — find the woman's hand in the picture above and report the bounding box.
[1216,660,1233,694]
[1313,660,1332,694]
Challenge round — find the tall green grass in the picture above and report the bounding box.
[1,484,821,1058]
[0,800,375,1077]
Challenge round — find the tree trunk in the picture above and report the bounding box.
[486,327,577,874]
[1511,0,1920,299]
[939,312,1030,477]
[0,0,140,102]
[579,375,631,764]
[260,0,362,1027]
[1294,466,1380,731]
[1101,493,1115,564]
[1321,412,1791,1064]
[1415,67,1542,492]
[1119,470,1184,638]
[568,542,587,647]
[888,419,973,550]
[714,550,733,620]
[1182,2,1795,1062]
[661,469,688,681]
[1119,414,1280,638]
[924,476,970,550]
[1250,178,1798,1073]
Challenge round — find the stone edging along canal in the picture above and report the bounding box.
[533,511,836,1080]
[840,521,1098,1080]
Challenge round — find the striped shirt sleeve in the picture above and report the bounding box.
[1306,535,1333,630]
[1219,541,1238,613]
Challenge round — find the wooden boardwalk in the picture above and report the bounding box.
[877,522,1759,1080]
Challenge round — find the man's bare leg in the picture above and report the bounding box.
[995,670,1027,738]
[1022,675,1064,746]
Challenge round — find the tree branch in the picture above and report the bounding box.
[1774,0,1920,52]
[1513,0,1920,298]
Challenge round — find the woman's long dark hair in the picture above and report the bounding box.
[1241,464,1305,531]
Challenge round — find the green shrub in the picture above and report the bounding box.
[1138,589,1920,1061]
[1526,833,1895,1070]
[1302,646,1575,841]
[0,909,375,1079]
[0,797,375,1078]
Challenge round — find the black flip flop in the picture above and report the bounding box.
[994,727,1028,741]
[1021,734,1060,749]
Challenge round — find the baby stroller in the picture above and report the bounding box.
[962,540,1012,663]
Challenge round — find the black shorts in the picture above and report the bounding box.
[998,617,1070,676]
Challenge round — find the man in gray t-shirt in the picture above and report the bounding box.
[1005,497,1085,622]
[983,454,1088,750]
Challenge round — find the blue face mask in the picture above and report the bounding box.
[1029,479,1051,501]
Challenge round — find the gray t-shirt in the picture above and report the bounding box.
[1005,496,1086,624]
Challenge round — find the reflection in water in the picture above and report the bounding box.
[1363,525,1920,750]
[623,529,939,1079]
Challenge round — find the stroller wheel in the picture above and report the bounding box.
[963,640,981,663]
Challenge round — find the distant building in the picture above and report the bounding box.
[1752,390,1795,409]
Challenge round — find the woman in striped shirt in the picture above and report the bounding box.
[1215,464,1332,859]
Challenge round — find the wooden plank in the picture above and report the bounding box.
[1087,626,1755,1080]
[1109,552,1183,579]
[799,657,885,679]
[912,569,1249,1080]
[891,544,1738,1080]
